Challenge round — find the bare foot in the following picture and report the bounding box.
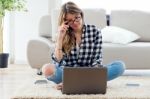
[56,83,63,90]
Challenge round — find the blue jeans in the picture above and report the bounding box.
[47,60,125,84]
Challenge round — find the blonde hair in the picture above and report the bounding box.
[58,1,84,54]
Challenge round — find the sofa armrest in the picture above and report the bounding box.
[27,37,55,69]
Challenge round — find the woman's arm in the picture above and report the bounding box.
[52,22,69,63]
[54,39,64,62]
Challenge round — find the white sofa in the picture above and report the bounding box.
[27,9,150,72]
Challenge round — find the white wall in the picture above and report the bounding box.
[62,0,150,13]
[9,0,150,64]
[10,0,61,64]
[48,0,61,13]
[13,0,49,64]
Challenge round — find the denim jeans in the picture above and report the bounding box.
[47,60,125,84]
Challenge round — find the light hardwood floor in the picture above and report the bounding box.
[0,64,40,99]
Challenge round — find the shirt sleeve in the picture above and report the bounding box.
[51,51,65,66]
[92,28,103,67]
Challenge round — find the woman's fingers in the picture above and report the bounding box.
[57,21,69,40]
[58,24,69,34]
[61,21,69,32]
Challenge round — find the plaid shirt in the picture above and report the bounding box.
[52,24,103,67]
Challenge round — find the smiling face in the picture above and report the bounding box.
[64,13,83,32]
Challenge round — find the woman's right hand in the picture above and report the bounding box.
[57,22,69,41]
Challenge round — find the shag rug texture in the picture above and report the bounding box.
[11,76,150,99]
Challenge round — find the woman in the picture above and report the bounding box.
[42,1,125,89]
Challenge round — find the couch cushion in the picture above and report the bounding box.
[51,9,107,42]
[39,15,52,37]
[103,42,150,69]
[110,10,150,42]
[51,9,60,41]
[82,9,107,29]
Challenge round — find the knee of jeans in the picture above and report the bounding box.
[46,66,63,84]
[42,63,55,77]
[42,64,49,75]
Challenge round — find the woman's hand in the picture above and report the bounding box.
[56,82,63,90]
[57,22,69,41]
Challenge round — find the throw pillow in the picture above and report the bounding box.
[101,26,140,44]
[51,9,60,42]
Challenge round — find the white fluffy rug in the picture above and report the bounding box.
[11,76,150,99]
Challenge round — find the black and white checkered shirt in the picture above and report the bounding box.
[52,24,103,67]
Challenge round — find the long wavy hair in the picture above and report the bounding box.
[58,1,84,55]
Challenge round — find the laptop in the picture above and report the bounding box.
[62,67,107,94]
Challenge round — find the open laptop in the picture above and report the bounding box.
[62,67,107,94]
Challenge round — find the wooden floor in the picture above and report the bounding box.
[0,64,39,99]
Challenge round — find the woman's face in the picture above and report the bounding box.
[65,13,83,32]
